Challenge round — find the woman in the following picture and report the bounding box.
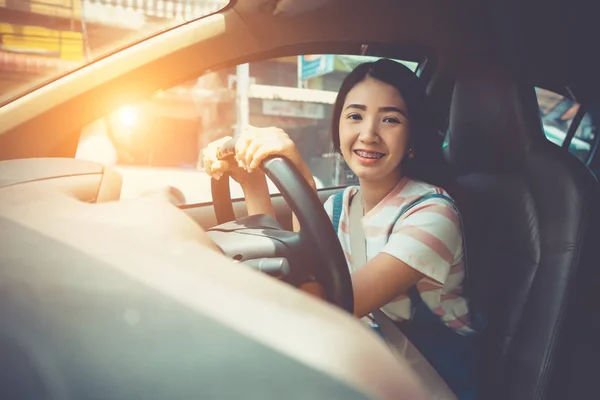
[202,59,478,399]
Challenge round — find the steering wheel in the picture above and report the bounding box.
[207,139,354,313]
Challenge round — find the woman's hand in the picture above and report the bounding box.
[202,136,261,186]
[235,126,315,189]
[203,126,315,231]
[203,126,315,189]
[234,126,295,171]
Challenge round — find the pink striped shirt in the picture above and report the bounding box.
[324,176,474,334]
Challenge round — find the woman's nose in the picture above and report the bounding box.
[358,120,379,143]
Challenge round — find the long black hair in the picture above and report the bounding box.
[331,58,448,187]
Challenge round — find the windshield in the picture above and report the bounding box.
[0,0,229,104]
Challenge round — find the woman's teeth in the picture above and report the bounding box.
[354,150,385,159]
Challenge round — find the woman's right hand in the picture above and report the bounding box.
[202,135,262,186]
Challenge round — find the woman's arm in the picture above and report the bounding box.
[307,197,460,317]
[230,126,316,232]
[300,254,425,315]
[350,254,424,318]
[240,172,275,218]
[350,198,461,317]
[239,152,316,230]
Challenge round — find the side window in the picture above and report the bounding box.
[76,55,418,204]
[535,87,596,163]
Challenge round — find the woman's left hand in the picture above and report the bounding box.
[235,125,315,188]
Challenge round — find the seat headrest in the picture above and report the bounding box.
[445,66,545,173]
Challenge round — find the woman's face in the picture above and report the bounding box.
[338,76,411,184]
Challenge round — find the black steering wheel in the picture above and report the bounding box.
[207,139,354,313]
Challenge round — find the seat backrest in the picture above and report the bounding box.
[444,66,599,400]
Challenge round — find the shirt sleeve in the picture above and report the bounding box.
[381,197,463,284]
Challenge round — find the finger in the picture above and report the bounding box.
[211,159,227,173]
[244,138,265,170]
[216,139,236,160]
[235,131,259,169]
[248,144,275,172]
[234,135,252,169]
[203,142,219,163]
[208,135,233,160]
[204,154,226,179]
[216,145,230,160]
[214,158,234,180]
[202,152,214,176]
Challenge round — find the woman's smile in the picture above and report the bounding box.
[353,149,387,165]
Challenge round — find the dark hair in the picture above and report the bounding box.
[331,58,448,187]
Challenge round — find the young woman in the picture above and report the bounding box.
[202,59,479,399]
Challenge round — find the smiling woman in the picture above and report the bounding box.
[200,58,477,399]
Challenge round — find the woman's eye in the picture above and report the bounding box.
[347,114,362,121]
[383,117,401,124]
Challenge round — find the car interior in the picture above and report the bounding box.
[1,0,599,399]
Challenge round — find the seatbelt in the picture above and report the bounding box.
[348,190,457,399]
[348,190,414,348]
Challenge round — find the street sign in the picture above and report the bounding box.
[298,55,335,80]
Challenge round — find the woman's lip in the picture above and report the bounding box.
[353,149,386,157]
[353,151,385,165]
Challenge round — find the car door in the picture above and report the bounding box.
[74,53,423,230]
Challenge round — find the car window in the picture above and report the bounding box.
[535,87,596,163]
[75,55,418,204]
[0,1,229,104]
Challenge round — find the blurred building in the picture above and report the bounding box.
[0,0,226,100]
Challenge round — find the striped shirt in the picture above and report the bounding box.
[324,176,473,334]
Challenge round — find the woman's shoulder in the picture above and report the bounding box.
[400,178,453,203]
[382,178,459,219]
